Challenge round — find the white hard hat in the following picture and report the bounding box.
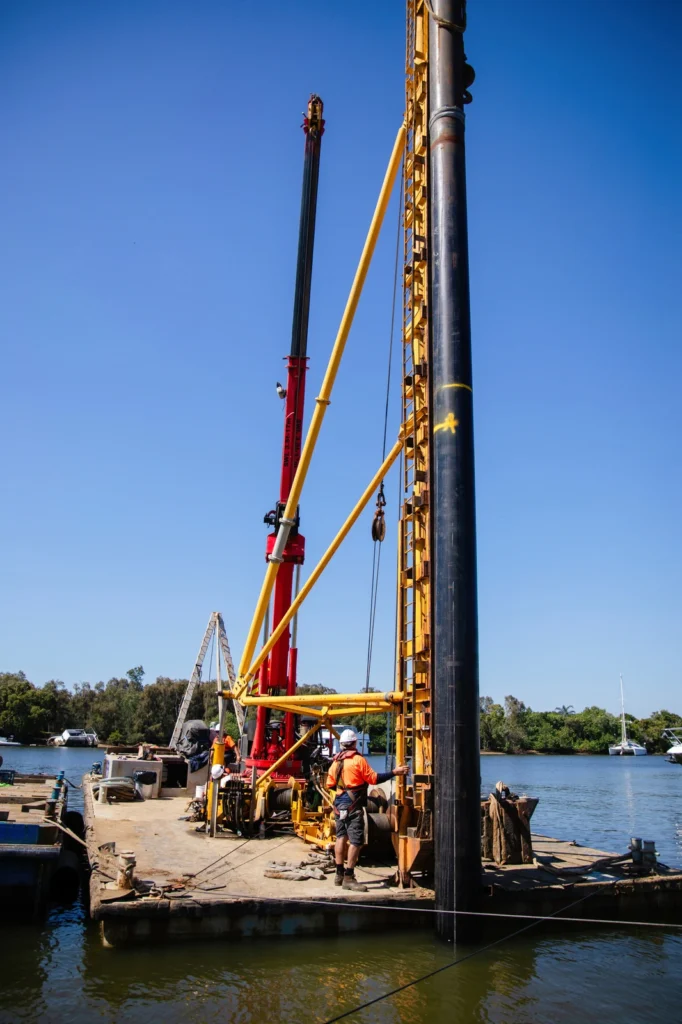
[339,729,357,746]
[211,764,225,780]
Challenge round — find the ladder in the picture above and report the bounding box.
[170,611,244,749]
[395,0,433,878]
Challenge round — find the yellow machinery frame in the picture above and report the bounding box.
[223,0,433,881]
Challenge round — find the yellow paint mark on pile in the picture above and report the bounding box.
[434,412,459,435]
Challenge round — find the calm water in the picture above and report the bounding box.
[1,747,681,1023]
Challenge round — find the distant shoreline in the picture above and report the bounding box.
[481,750,667,757]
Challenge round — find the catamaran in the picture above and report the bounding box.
[608,675,647,756]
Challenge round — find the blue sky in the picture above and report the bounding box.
[1,1,680,718]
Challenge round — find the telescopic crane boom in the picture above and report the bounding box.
[247,96,325,773]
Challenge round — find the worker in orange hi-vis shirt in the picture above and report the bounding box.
[223,733,238,766]
[326,729,409,891]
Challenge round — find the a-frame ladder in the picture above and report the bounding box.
[170,611,244,749]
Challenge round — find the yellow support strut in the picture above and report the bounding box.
[237,122,407,681]
[254,720,325,792]
[236,435,404,694]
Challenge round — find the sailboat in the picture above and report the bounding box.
[608,675,647,756]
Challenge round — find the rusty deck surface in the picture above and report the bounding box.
[82,779,682,946]
[84,782,426,909]
[0,776,59,828]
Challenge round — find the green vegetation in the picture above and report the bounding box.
[0,669,238,746]
[1,670,680,753]
[479,695,682,755]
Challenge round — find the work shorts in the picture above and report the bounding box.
[335,808,366,847]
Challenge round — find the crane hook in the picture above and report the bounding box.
[371,484,387,543]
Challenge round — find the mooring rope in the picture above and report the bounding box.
[169,885,682,932]
[318,880,627,1024]
[188,835,293,887]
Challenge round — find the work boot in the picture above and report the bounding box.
[342,871,368,892]
[334,866,345,887]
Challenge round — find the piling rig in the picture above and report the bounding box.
[213,2,480,922]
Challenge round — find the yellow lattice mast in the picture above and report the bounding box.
[394,0,433,884]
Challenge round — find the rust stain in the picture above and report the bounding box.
[430,133,463,149]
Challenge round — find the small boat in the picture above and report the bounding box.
[0,736,20,746]
[320,726,371,756]
[663,728,682,765]
[608,675,647,756]
[48,729,99,748]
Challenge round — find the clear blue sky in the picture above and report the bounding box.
[1,1,680,717]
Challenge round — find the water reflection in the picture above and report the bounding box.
[2,748,682,1023]
[2,894,682,1022]
[76,926,682,1024]
[0,899,87,1023]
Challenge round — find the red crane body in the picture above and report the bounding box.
[246,97,324,776]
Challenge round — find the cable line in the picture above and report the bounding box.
[362,163,403,764]
[319,882,623,1024]
[175,886,682,932]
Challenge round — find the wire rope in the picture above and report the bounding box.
[169,884,682,932]
[187,835,294,888]
[319,881,624,1024]
[360,162,403,757]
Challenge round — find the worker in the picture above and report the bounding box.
[224,733,238,766]
[266,723,285,762]
[326,728,409,891]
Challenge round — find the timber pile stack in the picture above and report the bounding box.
[481,781,538,865]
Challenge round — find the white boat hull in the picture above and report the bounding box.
[608,744,647,756]
[49,730,99,748]
[666,744,682,765]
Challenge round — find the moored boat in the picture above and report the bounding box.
[663,728,682,765]
[48,728,99,748]
[608,675,647,756]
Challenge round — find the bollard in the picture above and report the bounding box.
[116,851,136,890]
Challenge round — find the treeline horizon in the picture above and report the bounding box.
[1,670,680,754]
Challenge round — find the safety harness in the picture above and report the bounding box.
[329,750,366,817]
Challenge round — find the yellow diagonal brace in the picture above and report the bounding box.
[254,720,325,791]
[242,436,404,687]
[237,122,407,683]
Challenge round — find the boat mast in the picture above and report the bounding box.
[620,673,627,745]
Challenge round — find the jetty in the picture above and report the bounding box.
[82,776,682,947]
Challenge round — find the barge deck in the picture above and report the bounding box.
[0,772,77,917]
[83,778,682,947]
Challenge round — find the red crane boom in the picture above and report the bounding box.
[247,96,325,775]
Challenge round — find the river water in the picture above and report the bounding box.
[1,747,681,1023]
